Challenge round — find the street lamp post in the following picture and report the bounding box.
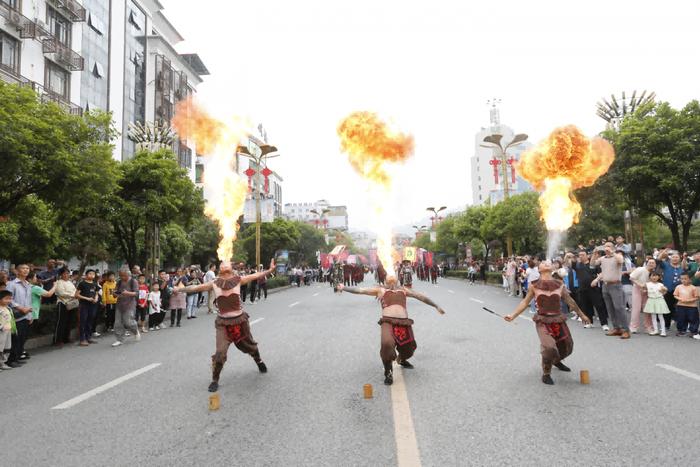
[426,206,447,228]
[237,141,279,267]
[480,133,528,257]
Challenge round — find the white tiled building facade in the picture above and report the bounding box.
[0,0,208,179]
[284,200,349,231]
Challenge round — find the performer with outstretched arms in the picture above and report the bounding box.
[183,259,275,392]
[504,260,591,385]
[336,276,445,385]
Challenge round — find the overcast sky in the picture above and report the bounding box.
[162,0,700,231]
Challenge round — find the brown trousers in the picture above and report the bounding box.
[212,313,260,367]
[535,320,573,375]
[379,317,417,373]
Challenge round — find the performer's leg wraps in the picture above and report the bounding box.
[380,322,417,373]
[536,322,573,375]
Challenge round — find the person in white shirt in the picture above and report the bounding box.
[204,264,217,314]
[629,259,656,334]
[148,283,163,330]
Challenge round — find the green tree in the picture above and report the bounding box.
[568,176,626,246]
[65,217,113,274]
[454,205,492,259]
[189,216,221,268]
[107,149,204,268]
[483,193,545,255]
[239,218,301,266]
[0,195,60,263]
[0,83,118,217]
[412,233,435,251]
[295,222,327,266]
[160,223,193,267]
[606,101,700,250]
[435,215,458,255]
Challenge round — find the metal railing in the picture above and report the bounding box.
[42,36,84,71]
[45,0,86,22]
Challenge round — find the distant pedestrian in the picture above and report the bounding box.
[186,269,200,318]
[101,272,117,332]
[148,282,163,331]
[54,268,78,346]
[6,264,34,362]
[673,272,699,337]
[0,290,15,370]
[169,268,187,327]
[136,274,149,333]
[644,271,670,337]
[204,264,217,314]
[75,269,100,347]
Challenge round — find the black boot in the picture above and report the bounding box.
[542,374,554,385]
[209,362,223,391]
[208,381,219,392]
[397,357,414,369]
[554,362,571,372]
[256,360,267,373]
[384,369,393,385]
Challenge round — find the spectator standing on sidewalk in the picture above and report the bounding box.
[27,271,56,325]
[6,264,34,363]
[657,249,684,331]
[112,269,140,347]
[673,272,699,337]
[54,268,78,346]
[157,270,172,324]
[185,268,200,319]
[506,258,517,297]
[257,265,269,301]
[629,259,656,334]
[0,290,15,370]
[169,268,187,327]
[136,274,149,333]
[592,243,630,339]
[37,259,58,303]
[75,270,100,347]
[101,272,117,332]
[204,264,216,314]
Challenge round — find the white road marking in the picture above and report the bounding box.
[469,298,484,304]
[52,363,161,410]
[391,365,422,467]
[289,301,300,308]
[249,318,264,325]
[448,290,455,294]
[312,293,319,297]
[656,364,700,382]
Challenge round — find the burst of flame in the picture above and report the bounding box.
[172,98,249,262]
[337,111,414,276]
[517,125,614,231]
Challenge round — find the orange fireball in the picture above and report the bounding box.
[337,111,414,186]
[517,125,614,231]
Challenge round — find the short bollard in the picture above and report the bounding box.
[580,370,590,385]
[209,393,220,411]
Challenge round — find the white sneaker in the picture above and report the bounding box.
[693,334,700,340]
[149,327,154,331]
[660,332,667,337]
[125,331,131,337]
[135,330,141,341]
[602,325,610,332]
[111,341,123,347]
[141,328,148,333]
[92,332,101,338]
[649,330,659,336]
[583,323,592,329]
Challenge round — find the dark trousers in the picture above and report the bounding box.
[79,302,97,342]
[9,319,30,362]
[663,292,677,329]
[104,304,116,330]
[149,311,165,328]
[54,302,73,344]
[170,308,182,326]
[577,288,608,326]
[249,282,257,303]
[241,285,248,302]
[257,283,268,300]
[675,305,699,334]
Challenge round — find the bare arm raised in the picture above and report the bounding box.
[240,259,276,286]
[403,288,445,315]
[336,284,381,297]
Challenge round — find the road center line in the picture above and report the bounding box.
[52,363,161,410]
[249,318,264,325]
[391,365,422,467]
[656,364,700,382]
[469,298,484,304]
[448,290,455,294]
[289,301,300,308]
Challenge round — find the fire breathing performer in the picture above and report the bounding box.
[504,260,591,385]
[336,276,445,385]
[183,259,275,392]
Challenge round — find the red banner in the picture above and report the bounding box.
[320,253,331,269]
[425,252,433,267]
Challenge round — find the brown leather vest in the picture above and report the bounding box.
[381,289,407,309]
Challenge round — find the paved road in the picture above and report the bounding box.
[2,277,699,466]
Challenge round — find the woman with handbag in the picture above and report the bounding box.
[54,268,79,346]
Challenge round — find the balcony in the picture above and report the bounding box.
[0,63,30,86]
[0,2,48,39]
[45,0,86,22]
[42,36,84,71]
[29,81,83,116]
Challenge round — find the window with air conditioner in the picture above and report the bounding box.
[0,32,20,74]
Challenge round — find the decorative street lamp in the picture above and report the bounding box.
[310,208,330,230]
[480,133,528,257]
[237,141,279,267]
[426,206,447,228]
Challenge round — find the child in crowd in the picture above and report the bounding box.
[0,290,14,370]
[673,272,700,338]
[136,274,150,333]
[148,282,163,331]
[644,271,671,337]
[28,271,56,321]
[102,272,117,332]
